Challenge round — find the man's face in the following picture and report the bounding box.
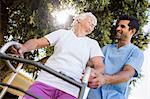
[115,20,133,41]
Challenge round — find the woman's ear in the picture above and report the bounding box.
[77,19,80,23]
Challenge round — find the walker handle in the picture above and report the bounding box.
[82,67,91,84]
[0,41,23,72]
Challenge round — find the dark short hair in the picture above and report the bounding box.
[117,14,140,33]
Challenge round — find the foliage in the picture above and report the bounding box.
[5,0,54,42]
[0,0,55,80]
[62,0,150,49]
[0,0,150,85]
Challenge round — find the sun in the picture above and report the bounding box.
[51,8,76,25]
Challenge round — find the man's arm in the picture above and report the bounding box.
[104,64,136,84]
[88,64,135,88]
[18,37,49,54]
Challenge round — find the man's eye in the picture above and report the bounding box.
[116,25,126,28]
[121,25,125,28]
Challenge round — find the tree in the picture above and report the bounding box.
[61,0,150,49]
[0,0,56,81]
[0,0,12,81]
[0,0,150,92]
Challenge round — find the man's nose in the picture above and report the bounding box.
[116,26,121,31]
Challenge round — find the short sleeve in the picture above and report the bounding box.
[44,29,66,46]
[126,48,144,77]
[102,44,110,55]
[90,40,104,58]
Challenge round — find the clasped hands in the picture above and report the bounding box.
[87,68,106,89]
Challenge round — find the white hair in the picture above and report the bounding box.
[72,12,97,29]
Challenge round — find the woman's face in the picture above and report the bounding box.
[80,17,95,35]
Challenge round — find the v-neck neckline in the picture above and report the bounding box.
[115,43,132,50]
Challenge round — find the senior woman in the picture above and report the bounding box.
[18,12,104,99]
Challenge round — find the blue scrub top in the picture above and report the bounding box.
[87,43,144,99]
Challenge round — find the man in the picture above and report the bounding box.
[87,14,144,99]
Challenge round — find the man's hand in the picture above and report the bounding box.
[88,68,105,88]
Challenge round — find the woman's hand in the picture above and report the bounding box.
[10,44,26,56]
[88,68,106,88]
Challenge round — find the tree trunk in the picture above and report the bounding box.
[0,0,12,82]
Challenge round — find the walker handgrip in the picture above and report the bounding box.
[79,67,91,99]
[82,67,91,84]
[0,41,22,53]
[0,41,23,72]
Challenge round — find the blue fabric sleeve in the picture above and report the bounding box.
[126,48,144,77]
